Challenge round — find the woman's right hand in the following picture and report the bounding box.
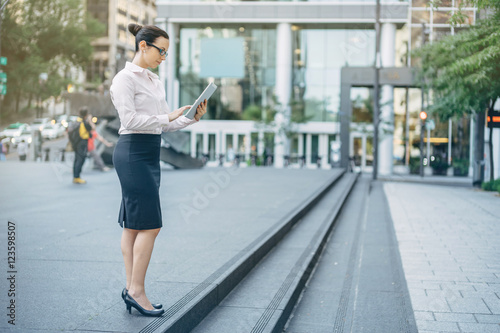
[168,105,191,122]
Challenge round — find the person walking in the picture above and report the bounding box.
[110,23,207,317]
[88,122,113,171]
[72,108,93,184]
[17,140,28,161]
[0,138,6,161]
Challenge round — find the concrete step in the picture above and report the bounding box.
[284,178,418,333]
[190,173,359,333]
[134,170,348,333]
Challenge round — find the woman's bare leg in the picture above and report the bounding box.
[127,228,161,310]
[121,228,139,290]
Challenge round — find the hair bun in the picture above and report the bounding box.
[128,23,143,36]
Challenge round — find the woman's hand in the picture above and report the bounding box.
[194,100,207,121]
[169,105,190,122]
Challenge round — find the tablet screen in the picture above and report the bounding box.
[184,82,218,119]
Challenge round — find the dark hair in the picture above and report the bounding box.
[79,107,88,118]
[128,23,169,52]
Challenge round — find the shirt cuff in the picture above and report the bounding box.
[157,114,170,126]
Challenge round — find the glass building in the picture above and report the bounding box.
[153,0,477,174]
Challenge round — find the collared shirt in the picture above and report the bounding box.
[110,61,196,135]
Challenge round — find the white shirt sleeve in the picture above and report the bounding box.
[162,115,197,132]
[110,74,170,131]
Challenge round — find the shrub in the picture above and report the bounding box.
[482,178,500,191]
[482,181,494,191]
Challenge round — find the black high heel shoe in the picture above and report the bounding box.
[122,288,162,309]
[124,293,164,317]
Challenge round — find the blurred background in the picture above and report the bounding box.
[0,0,498,186]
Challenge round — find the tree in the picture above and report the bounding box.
[413,1,500,184]
[1,0,103,117]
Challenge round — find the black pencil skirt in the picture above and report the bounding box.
[113,134,162,230]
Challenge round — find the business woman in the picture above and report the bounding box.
[110,23,207,317]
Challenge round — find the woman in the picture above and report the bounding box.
[110,23,207,317]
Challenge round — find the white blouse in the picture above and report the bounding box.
[110,61,196,135]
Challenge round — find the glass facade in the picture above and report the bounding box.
[179,27,276,120]
[158,0,476,172]
[292,28,375,122]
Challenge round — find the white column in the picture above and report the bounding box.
[274,23,293,168]
[298,134,304,158]
[203,132,209,155]
[190,131,196,158]
[320,134,329,169]
[233,134,238,159]
[306,134,312,166]
[245,133,251,161]
[166,22,179,110]
[378,23,396,176]
[362,134,367,172]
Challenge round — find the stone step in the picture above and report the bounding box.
[190,173,358,333]
[134,170,349,333]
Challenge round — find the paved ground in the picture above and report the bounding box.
[0,158,499,332]
[0,161,340,332]
[384,182,500,333]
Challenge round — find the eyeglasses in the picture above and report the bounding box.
[145,41,168,57]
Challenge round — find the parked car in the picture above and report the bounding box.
[42,123,65,139]
[31,117,51,131]
[10,128,32,148]
[0,123,31,138]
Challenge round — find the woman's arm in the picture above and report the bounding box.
[162,100,207,132]
[111,75,180,131]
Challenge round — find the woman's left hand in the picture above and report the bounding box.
[194,99,207,121]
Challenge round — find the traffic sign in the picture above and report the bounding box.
[0,57,6,66]
[487,111,500,128]
[425,119,435,130]
[0,72,6,84]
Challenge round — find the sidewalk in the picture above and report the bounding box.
[0,162,340,331]
[384,182,500,333]
[380,173,473,187]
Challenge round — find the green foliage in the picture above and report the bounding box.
[1,0,104,115]
[452,158,469,176]
[242,104,276,123]
[409,156,421,175]
[481,178,500,191]
[430,155,449,175]
[413,18,500,122]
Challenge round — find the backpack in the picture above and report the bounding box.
[68,121,82,149]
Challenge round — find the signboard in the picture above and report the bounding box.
[487,111,500,128]
[0,57,6,66]
[200,38,244,79]
[0,72,6,84]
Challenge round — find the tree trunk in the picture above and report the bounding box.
[488,100,496,181]
[15,91,21,114]
[473,111,485,186]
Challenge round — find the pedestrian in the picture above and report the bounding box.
[0,137,6,161]
[72,108,93,184]
[110,23,207,317]
[17,140,28,161]
[88,122,113,171]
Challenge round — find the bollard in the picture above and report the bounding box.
[316,156,322,169]
[44,148,50,162]
[60,148,66,162]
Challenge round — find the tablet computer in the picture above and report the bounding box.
[184,82,218,119]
